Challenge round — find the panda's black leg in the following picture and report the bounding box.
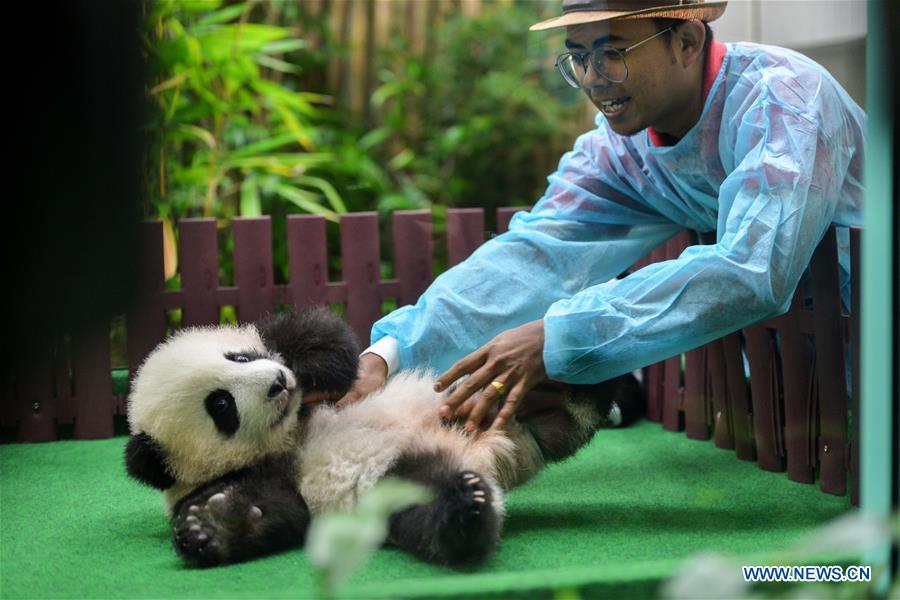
[384,451,500,565]
[172,457,309,567]
[520,373,644,463]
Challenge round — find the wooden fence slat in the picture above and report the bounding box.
[662,353,682,431]
[71,322,114,439]
[744,324,784,471]
[178,219,220,327]
[496,206,527,234]
[810,228,848,496]
[126,221,168,390]
[645,363,664,423]
[233,217,275,323]
[723,332,755,461]
[683,346,709,439]
[849,227,861,506]
[287,215,331,307]
[393,210,433,306]
[447,208,485,267]
[707,339,735,450]
[16,349,57,442]
[341,212,381,346]
[779,288,815,484]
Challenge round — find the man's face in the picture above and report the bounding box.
[565,19,686,137]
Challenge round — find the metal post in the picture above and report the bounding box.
[862,0,896,591]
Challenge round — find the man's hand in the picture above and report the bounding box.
[434,319,547,432]
[335,353,389,409]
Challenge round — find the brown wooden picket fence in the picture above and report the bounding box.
[635,227,861,505]
[1,209,860,505]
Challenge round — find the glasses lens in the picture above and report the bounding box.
[556,54,585,88]
[592,47,627,83]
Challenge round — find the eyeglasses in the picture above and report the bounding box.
[556,27,673,88]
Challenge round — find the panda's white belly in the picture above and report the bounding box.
[295,371,445,513]
[294,371,543,514]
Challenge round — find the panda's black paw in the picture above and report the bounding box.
[432,470,499,564]
[173,487,263,567]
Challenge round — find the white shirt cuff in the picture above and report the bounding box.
[362,336,399,377]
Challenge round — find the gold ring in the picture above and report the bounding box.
[490,381,507,396]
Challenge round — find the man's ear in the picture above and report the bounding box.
[125,433,176,489]
[257,307,360,398]
[675,19,706,68]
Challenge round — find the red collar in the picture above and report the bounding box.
[646,39,727,147]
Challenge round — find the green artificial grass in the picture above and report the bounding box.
[0,421,850,599]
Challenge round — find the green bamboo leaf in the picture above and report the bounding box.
[240,177,262,217]
[254,54,301,74]
[174,0,222,14]
[261,39,307,54]
[228,132,297,159]
[292,175,347,214]
[275,103,314,150]
[297,91,334,106]
[358,127,391,150]
[273,183,338,222]
[370,80,405,108]
[388,148,415,171]
[175,124,217,149]
[220,152,332,171]
[185,35,203,66]
[251,80,317,116]
[195,3,245,26]
[196,25,290,60]
[164,86,183,123]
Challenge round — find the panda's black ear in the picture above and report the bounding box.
[256,307,360,398]
[125,433,176,490]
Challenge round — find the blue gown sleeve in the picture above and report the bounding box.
[370,129,682,375]
[543,75,860,383]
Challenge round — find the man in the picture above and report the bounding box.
[337,0,865,432]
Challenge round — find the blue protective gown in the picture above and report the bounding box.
[371,42,866,384]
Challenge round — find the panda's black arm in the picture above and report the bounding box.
[256,307,359,398]
[172,456,309,567]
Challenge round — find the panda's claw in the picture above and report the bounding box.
[248,505,263,521]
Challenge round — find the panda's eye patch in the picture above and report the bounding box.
[225,350,265,364]
[204,390,239,436]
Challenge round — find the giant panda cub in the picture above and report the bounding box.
[125,307,642,567]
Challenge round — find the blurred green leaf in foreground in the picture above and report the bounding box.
[306,477,432,598]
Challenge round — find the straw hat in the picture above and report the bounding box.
[530,0,728,31]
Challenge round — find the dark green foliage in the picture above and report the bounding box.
[368,2,585,225]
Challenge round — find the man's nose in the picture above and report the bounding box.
[581,64,610,92]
